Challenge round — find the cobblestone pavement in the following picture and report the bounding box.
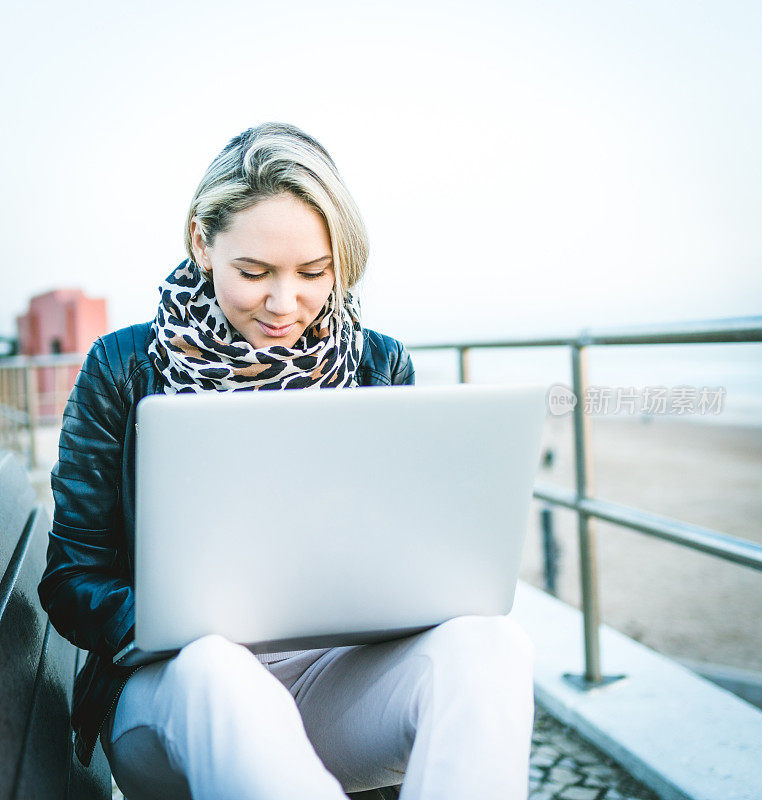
[112,703,661,799]
[530,706,659,800]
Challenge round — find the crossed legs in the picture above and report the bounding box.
[103,615,534,800]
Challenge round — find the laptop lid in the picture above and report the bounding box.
[131,383,547,659]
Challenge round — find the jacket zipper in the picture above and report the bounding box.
[86,658,145,766]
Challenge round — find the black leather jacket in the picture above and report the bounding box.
[37,321,415,767]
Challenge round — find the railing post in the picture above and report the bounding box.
[24,363,39,470]
[570,340,603,684]
[540,506,558,596]
[13,366,22,453]
[0,367,6,445]
[458,347,471,384]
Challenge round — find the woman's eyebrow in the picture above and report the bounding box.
[232,255,332,268]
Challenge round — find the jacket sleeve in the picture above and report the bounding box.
[37,337,135,658]
[391,342,415,386]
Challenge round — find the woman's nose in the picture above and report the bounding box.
[264,280,299,316]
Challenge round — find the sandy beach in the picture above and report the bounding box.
[522,414,762,673]
[28,413,762,674]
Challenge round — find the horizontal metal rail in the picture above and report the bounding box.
[408,315,762,351]
[534,483,762,572]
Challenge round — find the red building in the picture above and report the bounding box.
[16,289,107,356]
[15,290,108,419]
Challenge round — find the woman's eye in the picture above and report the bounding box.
[238,269,327,280]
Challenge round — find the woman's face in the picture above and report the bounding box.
[192,193,336,349]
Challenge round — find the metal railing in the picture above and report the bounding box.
[0,353,85,469]
[3,319,761,683]
[409,315,762,687]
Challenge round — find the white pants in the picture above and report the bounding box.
[101,615,535,800]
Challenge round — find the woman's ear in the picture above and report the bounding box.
[190,217,211,271]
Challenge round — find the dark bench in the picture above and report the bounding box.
[0,449,112,799]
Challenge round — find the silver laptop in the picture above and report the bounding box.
[114,383,547,667]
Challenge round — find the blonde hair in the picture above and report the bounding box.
[185,122,368,300]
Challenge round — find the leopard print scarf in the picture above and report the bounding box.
[147,259,363,393]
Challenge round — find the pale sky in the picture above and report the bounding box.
[2,0,761,345]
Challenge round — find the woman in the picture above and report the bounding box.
[38,122,535,800]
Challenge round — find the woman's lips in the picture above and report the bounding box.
[256,320,297,337]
